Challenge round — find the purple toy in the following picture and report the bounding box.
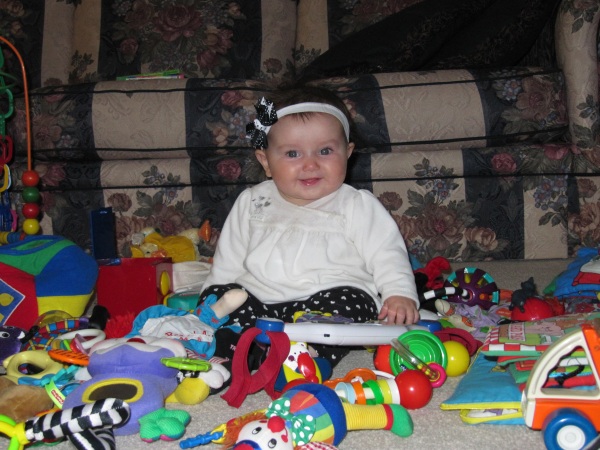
[0,325,25,363]
[63,338,184,435]
[443,267,499,310]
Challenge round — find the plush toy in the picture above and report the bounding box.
[414,256,451,290]
[165,359,231,405]
[181,383,413,449]
[510,277,537,313]
[0,376,54,423]
[0,235,98,329]
[130,220,212,263]
[126,288,247,359]
[0,325,24,364]
[63,336,187,436]
[0,398,130,450]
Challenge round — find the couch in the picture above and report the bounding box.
[2,0,600,266]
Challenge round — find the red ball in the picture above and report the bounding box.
[22,170,40,187]
[395,369,433,409]
[373,344,393,374]
[22,203,40,219]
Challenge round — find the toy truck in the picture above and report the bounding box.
[521,318,600,450]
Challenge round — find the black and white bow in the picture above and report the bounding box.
[246,97,278,149]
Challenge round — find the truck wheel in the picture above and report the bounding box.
[543,408,597,450]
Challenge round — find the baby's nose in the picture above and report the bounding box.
[303,155,319,170]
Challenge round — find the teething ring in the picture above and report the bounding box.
[427,362,447,388]
[3,350,64,384]
[0,414,26,450]
[161,357,211,372]
[48,349,90,366]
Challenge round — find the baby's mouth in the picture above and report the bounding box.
[300,178,320,186]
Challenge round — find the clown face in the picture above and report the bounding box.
[234,416,294,450]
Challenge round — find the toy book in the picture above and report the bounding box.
[480,312,600,357]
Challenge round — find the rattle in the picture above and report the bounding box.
[390,339,447,388]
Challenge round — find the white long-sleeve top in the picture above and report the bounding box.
[202,181,418,310]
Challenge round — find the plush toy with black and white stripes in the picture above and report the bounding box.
[0,398,130,450]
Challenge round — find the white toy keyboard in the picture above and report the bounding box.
[282,321,428,346]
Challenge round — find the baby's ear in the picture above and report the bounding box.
[255,149,271,176]
[346,141,355,158]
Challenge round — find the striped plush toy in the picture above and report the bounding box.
[0,398,130,450]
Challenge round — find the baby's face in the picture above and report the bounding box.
[255,112,354,206]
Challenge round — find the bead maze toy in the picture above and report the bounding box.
[0,36,40,238]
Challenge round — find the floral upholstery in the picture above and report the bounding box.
[2,0,600,266]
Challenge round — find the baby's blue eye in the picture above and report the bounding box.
[320,147,332,155]
[286,150,299,158]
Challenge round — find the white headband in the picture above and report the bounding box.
[274,102,350,141]
[247,98,351,149]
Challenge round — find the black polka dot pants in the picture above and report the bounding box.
[200,283,379,367]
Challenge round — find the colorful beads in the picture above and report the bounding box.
[20,170,41,235]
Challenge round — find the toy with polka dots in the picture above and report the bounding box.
[0,36,40,243]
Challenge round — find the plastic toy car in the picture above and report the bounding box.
[521,318,600,450]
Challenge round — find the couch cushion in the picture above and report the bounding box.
[70,0,296,83]
[296,0,560,78]
[10,68,567,162]
[315,68,568,152]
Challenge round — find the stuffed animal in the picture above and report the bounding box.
[510,277,537,313]
[126,288,247,359]
[0,325,24,364]
[130,220,211,263]
[181,383,413,449]
[0,376,54,422]
[62,336,187,436]
[0,398,130,450]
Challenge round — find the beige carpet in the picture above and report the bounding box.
[12,258,573,450]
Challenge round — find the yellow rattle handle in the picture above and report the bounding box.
[0,415,30,450]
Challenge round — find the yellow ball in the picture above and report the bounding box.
[442,341,470,377]
[22,218,40,235]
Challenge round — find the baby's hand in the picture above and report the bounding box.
[378,295,419,325]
